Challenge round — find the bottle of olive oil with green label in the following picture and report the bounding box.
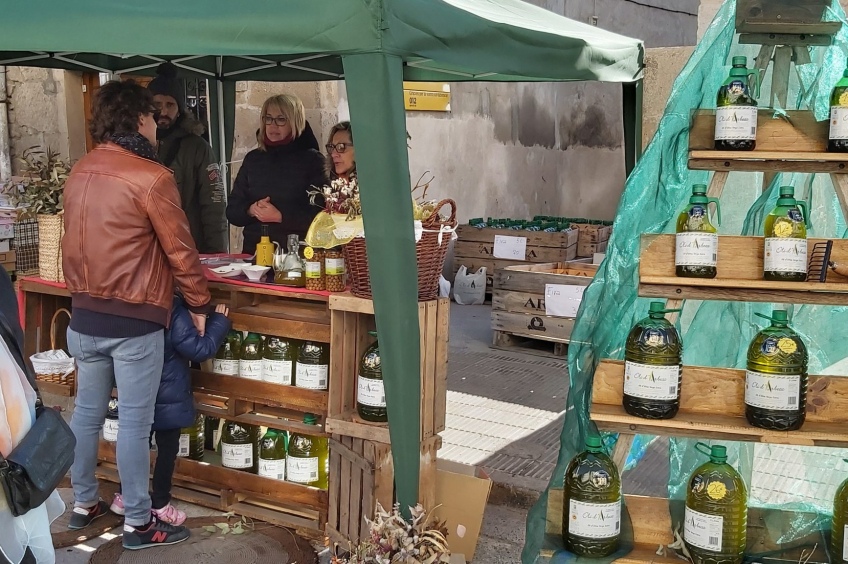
[178,412,205,461]
[562,436,621,557]
[295,341,330,390]
[715,56,758,151]
[684,443,747,564]
[239,332,264,380]
[831,462,848,563]
[829,61,848,152]
[745,309,808,431]
[623,302,683,420]
[262,336,296,385]
[220,420,259,473]
[676,184,721,279]
[213,330,242,376]
[258,428,287,481]
[357,331,387,423]
[764,186,808,282]
[287,414,329,489]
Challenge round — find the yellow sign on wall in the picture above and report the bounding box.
[403,82,451,112]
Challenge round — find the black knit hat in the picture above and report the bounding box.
[147,62,185,112]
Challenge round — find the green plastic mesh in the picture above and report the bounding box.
[523,1,848,561]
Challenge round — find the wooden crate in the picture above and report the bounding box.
[570,224,611,258]
[1,249,14,273]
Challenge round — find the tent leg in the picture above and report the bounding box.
[623,79,643,177]
[341,53,421,515]
[215,57,227,197]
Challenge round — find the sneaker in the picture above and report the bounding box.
[122,516,190,550]
[68,500,109,530]
[152,503,186,526]
[110,493,125,516]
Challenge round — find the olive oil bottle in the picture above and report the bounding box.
[204,415,220,451]
[239,332,264,380]
[715,56,758,151]
[829,61,848,152]
[178,412,205,461]
[831,463,848,563]
[357,332,387,423]
[287,414,329,489]
[562,436,621,557]
[684,443,747,564]
[103,397,119,442]
[262,336,296,385]
[763,186,808,282]
[213,330,242,376]
[295,341,330,390]
[220,420,259,473]
[745,309,807,431]
[676,184,721,279]
[258,428,287,481]
[623,302,683,420]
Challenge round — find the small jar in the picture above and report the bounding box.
[304,247,326,291]
[325,247,346,292]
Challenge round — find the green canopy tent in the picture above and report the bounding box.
[1,0,644,511]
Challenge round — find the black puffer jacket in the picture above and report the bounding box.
[226,122,326,253]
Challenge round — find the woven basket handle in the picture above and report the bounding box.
[423,199,457,228]
[50,308,72,351]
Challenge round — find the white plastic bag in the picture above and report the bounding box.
[439,275,451,299]
[452,266,486,305]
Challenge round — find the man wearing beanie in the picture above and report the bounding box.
[148,62,228,253]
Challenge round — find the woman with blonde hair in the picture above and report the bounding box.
[227,94,326,252]
[325,121,355,182]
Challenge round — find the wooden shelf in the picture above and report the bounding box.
[191,370,328,415]
[590,360,848,447]
[230,300,331,343]
[196,405,330,438]
[689,150,848,173]
[639,234,848,305]
[326,410,390,444]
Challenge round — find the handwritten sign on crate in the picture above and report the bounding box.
[493,235,527,260]
[544,284,586,318]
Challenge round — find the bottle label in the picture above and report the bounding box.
[358,375,386,407]
[831,107,848,140]
[239,359,263,380]
[326,257,345,276]
[567,499,621,539]
[305,262,322,278]
[843,524,848,561]
[213,359,239,376]
[103,419,119,442]
[258,458,286,480]
[262,359,293,385]
[221,443,253,469]
[764,238,807,274]
[684,506,723,552]
[675,232,718,267]
[624,361,680,401]
[715,106,757,141]
[296,364,329,390]
[287,456,319,484]
[745,370,801,411]
[178,434,190,457]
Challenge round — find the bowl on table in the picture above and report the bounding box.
[241,265,271,282]
[210,264,245,278]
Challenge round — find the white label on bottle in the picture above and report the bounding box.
[715,106,757,141]
[212,430,220,447]
[239,359,263,380]
[213,359,239,376]
[103,419,119,442]
[325,258,345,276]
[221,443,253,469]
[287,457,319,484]
[262,359,293,385]
[358,376,386,407]
[567,499,621,539]
[831,107,848,140]
[684,506,723,552]
[624,361,680,401]
[258,458,286,480]
[296,364,329,390]
[178,434,190,457]
[675,232,718,267]
[764,238,807,274]
[843,524,848,561]
[745,370,801,411]
[305,262,322,278]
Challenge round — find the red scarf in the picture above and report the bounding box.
[264,133,292,147]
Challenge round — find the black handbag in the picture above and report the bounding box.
[0,309,76,517]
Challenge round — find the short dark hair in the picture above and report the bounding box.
[89,80,155,144]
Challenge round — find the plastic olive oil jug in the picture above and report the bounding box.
[831,461,848,563]
[676,184,721,279]
[714,56,758,151]
[357,331,387,423]
[763,186,808,282]
[829,60,848,152]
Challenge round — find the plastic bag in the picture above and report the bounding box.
[439,275,451,298]
[304,211,365,249]
[452,266,486,305]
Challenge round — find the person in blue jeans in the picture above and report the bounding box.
[109,295,230,526]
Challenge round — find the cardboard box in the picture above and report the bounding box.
[434,460,492,562]
[0,239,9,253]
[0,250,15,270]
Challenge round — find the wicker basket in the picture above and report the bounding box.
[30,308,76,391]
[346,199,457,301]
[37,213,64,282]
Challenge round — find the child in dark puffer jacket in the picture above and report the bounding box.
[110,294,231,525]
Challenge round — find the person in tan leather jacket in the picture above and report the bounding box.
[61,79,210,550]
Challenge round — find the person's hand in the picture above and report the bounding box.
[190,311,207,337]
[215,304,230,317]
[248,197,270,219]
[249,197,283,223]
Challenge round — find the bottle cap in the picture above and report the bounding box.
[261,223,270,236]
[772,309,788,323]
[303,413,318,425]
[710,445,727,463]
[649,302,666,313]
[779,186,795,197]
[585,436,603,451]
[732,56,746,66]
[692,184,708,194]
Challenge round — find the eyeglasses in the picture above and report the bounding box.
[326,143,353,154]
[263,115,289,126]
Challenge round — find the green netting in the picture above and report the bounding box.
[523,1,848,562]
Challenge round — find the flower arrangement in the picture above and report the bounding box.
[308,175,361,220]
[1,146,72,217]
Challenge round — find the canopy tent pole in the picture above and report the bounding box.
[341,52,421,513]
[216,57,228,195]
[622,78,643,177]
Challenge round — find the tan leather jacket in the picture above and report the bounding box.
[62,142,211,327]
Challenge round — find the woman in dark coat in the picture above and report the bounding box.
[226,93,327,253]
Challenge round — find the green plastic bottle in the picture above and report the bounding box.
[178,412,205,461]
[829,61,848,152]
[745,309,808,431]
[239,332,264,380]
[357,332,387,423]
[561,436,621,557]
[831,462,848,563]
[258,428,287,481]
[262,336,296,385]
[684,443,747,564]
[220,420,259,473]
[623,302,683,420]
[213,330,242,376]
[676,184,721,279]
[286,414,329,489]
[763,186,808,282]
[103,397,119,442]
[295,341,330,390]
[715,56,758,151]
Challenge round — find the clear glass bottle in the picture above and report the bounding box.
[286,414,328,489]
[715,56,758,151]
[829,60,848,153]
[178,412,205,461]
[258,428,287,481]
[103,397,119,442]
[220,420,259,474]
[295,341,330,390]
[676,184,721,279]
[275,234,306,287]
[239,332,264,380]
[213,331,242,376]
[763,186,808,282]
[831,463,848,563]
[262,336,296,385]
[357,331,387,423]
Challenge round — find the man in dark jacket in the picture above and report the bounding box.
[149,63,228,254]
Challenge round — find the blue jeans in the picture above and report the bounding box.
[67,328,164,527]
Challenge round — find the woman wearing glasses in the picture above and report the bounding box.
[226,94,326,253]
[325,121,355,181]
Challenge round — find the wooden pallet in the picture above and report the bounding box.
[491,330,568,359]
